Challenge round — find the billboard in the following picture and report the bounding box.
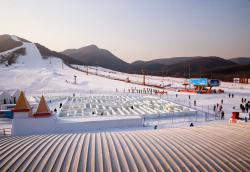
[190,78,208,86]
[209,79,220,87]
[233,78,240,83]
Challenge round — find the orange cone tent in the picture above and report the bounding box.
[33,95,51,117]
[12,91,31,113]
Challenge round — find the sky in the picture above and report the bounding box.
[0,0,250,62]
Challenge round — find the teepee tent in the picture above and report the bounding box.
[12,91,32,117]
[13,91,31,110]
[33,95,51,117]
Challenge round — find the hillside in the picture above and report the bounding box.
[35,43,81,65]
[229,57,250,65]
[0,35,23,53]
[131,57,197,67]
[62,45,131,72]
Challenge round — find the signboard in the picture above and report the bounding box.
[233,78,240,83]
[190,78,208,86]
[208,79,220,87]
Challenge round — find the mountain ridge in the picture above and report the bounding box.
[1,34,250,81]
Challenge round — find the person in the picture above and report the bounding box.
[229,93,231,98]
[221,111,225,120]
[194,100,196,106]
[54,108,57,113]
[189,95,191,100]
[213,105,216,111]
[176,94,178,98]
[59,103,62,108]
[221,99,223,104]
[154,125,158,129]
[232,94,234,98]
[190,122,194,127]
[242,105,245,113]
[244,116,247,122]
[242,97,244,103]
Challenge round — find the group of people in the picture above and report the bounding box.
[214,99,225,120]
[240,98,249,113]
[117,87,167,95]
[54,102,63,113]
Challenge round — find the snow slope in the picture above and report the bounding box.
[0,36,151,94]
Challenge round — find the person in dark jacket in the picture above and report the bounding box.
[221,111,225,120]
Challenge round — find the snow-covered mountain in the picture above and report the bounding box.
[0,35,149,94]
[0,34,65,68]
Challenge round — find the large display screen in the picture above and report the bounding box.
[209,79,220,86]
[190,78,208,86]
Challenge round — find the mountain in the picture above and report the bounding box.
[1,34,249,81]
[131,56,237,74]
[132,57,197,67]
[0,34,23,53]
[35,43,80,64]
[229,57,250,65]
[62,45,130,72]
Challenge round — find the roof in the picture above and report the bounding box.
[8,89,20,97]
[0,124,249,172]
[13,91,30,110]
[0,91,10,98]
[35,95,50,114]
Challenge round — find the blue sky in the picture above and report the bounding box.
[0,0,249,62]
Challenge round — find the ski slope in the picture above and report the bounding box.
[0,36,152,94]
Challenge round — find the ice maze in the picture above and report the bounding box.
[59,95,196,118]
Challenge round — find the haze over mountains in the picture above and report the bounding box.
[1,34,250,81]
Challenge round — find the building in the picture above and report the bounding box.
[0,91,11,105]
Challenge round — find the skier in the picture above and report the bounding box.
[221,111,225,120]
[244,116,247,122]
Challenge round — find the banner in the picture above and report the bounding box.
[190,78,208,86]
